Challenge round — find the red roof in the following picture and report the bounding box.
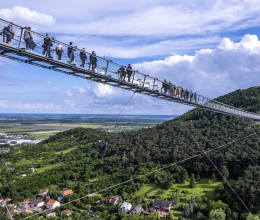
[61,209,74,215]
[62,189,73,196]
[46,199,57,206]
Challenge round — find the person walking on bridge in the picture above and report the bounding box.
[67,42,75,64]
[4,22,15,44]
[42,33,53,58]
[162,79,168,94]
[80,48,87,68]
[118,66,126,80]
[89,51,97,71]
[24,27,34,50]
[126,64,132,82]
[56,43,64,60]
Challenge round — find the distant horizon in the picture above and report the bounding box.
[0,113,178,117]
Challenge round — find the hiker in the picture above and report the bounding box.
[80,48,87,68]
[194,93,198,103]
[56,43,64,60]
[185,89,190,100]
[162,79,168,94]
[67,42,75,64]
[4,22,15,44]
[23,27,34,50]
[169,81,174,96]
[126,64,132,82]
[89,51,97,70]
[118,66,126,80]
[42,33,53,58]
[190,91,194,101]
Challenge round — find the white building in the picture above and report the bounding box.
[46,200,60,209]
[121,202,132,213]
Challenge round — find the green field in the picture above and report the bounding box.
[136,178,236,217]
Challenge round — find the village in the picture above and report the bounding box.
[1,189,175,219]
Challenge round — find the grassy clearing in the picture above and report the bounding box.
[136,178,236,218]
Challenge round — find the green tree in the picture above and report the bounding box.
[190,174,196,188]
[168,211,174,219]
[246,214,260,220]
[183,204,190,218]
[211,173,217,183]
[196,174,201,181]
[155,212,160,219]
[171,192,179,206]
[209,209,226,220]
[220,165,229,179]
[196,211,205,220]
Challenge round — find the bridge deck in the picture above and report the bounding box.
[0,18,259,120]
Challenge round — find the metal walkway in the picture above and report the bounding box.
[0,18,259,120]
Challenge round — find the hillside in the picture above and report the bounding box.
[0,87,260,219]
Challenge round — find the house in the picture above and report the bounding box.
[37,192,46,200]
[151,199,172,213]
[0,198,11,207]
[106,195,119,204]
[61,209,74,216]
[30,199,44,208]
[22,209,33,214]
[46,212,56,218]
[4,162,11,166]
[61,189,73,197]
[21,174,27,177]
[130,205,144,214]
[7,168,14,171]
[20,199,31,207]
[121,202,132,213]
[6,213,13,219]
[46,199,60,209]
[85,210,95,218]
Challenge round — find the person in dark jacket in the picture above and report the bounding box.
[80,48,87,68]
[89,51,97,70]
[42,33,53,58]
[126,64,132,82]
[5,22,15,44]
[23,27,33,50]
[67,42,75,64]
[118,66,126,80]
[162,79,168,94]
[190,91,194,101]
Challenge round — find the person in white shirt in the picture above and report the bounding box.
[56,43,64,60]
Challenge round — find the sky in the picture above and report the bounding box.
[1,0,260,115]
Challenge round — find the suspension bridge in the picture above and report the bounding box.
[0,18,259,121]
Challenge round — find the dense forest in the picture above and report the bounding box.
[0,86,260,220]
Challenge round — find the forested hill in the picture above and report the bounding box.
[0,87,260,219]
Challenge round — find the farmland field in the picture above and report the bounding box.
[0,113,176,139]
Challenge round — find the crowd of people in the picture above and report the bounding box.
[162,79,198,102]
[2,22,198,102]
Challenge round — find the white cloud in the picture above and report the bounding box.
[66,90,72,97]
[134,34,260,99]
[0,6,55,26]
[0,100,61,110]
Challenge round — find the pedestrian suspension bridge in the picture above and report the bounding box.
[0,18,259,120]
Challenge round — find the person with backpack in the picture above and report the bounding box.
[4,22,15,44]
[118,66,126,80]
[89,51,97,70]
[80,48,87,68]
[126,64,132,82]
[67,42,75,64]
[42,33,53,58]
[162,79,168,94]
[55,42,64,60]
[23,27,34,50]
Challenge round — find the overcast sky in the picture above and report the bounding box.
[1,0,260,115]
